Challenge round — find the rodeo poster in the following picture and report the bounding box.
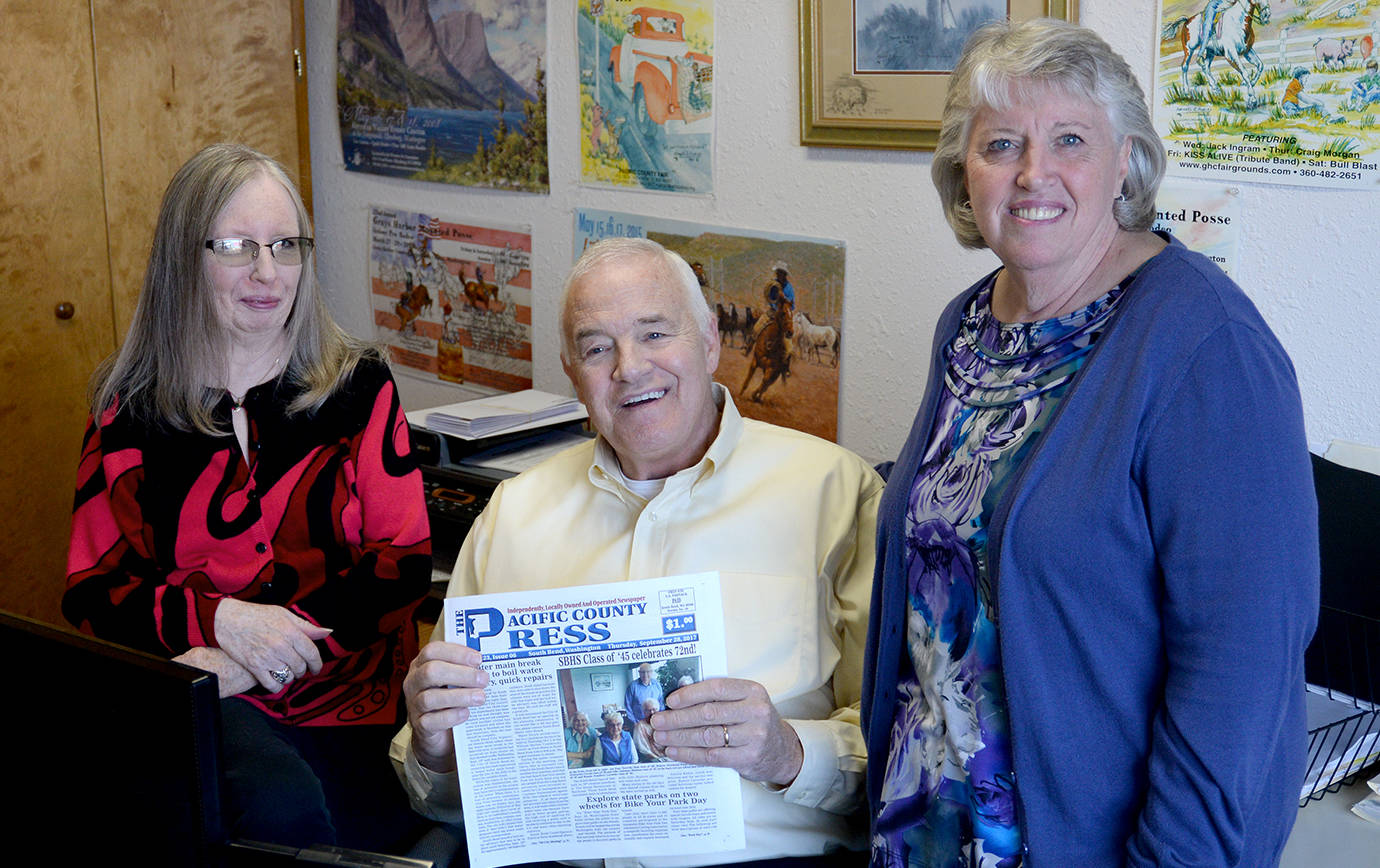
[577,0,715,194]
[338,0,549,193]
[1151,180,1243,276]
[1154,0,1380,189]
[573,209,844,441]
[371,206,534,393]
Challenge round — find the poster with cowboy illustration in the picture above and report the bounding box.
[1154,0,1380,188]
[371,206,534,393]
[573,209,845,442]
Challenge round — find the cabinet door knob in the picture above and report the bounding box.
[55,302,75,320]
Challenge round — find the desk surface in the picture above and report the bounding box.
[1282,777,1380,866]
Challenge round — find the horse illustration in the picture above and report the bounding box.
[739,305,793,403]
[716,302,739,348]
[793,311,839,367]
[462,264,503,312]
[1163,0,1272,94]
[395,273,432,334]
[738,306,758,356]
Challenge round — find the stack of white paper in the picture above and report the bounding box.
[1351,772,1380,824]
[424,390,585,439]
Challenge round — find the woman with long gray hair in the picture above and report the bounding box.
[65,143,431,853]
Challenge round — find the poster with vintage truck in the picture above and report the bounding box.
[578,1,715,194]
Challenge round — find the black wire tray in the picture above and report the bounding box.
[1300,606,1380,805]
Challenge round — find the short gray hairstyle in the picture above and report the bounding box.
[931,18,1166,249]
[559,238,714,362]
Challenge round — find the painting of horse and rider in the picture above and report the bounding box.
[573,210,846,442]
[1155,0,1380,189]
[689,245,845,442]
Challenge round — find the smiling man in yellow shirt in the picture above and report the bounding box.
[392,237,880,867]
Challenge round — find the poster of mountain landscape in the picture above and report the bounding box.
[338,0,548,192]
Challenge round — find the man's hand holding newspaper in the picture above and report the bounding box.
[405,639,804,787]
[404,642,490,774]
[409,573,745,868]
[651,677,805,787]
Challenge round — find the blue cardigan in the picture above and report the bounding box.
[862,238,1319,866]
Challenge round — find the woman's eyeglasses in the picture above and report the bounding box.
[205,237,314,267]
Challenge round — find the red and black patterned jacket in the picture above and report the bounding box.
[65,359,431,727]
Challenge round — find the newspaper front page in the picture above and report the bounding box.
[443,572,745,868]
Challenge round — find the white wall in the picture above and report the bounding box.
[566,662,629,723]
[305,1,1380,466]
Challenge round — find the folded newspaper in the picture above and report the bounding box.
[443,573,746,868]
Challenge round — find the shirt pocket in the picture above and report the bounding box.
[718,571,831,703]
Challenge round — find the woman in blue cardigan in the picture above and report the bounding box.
[597,711,639,766]
[863,19,1319,867]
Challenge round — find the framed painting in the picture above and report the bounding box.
[799,0,1078,149]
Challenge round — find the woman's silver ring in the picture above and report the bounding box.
[721,725,730,747]
[269,667,292,684]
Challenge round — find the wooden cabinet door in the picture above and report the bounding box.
[93,0,310,335]
[0,1,308,625]
[0,1,119,627]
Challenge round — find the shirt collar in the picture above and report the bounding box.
[589,383,742,498]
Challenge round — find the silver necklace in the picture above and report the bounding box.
[228,356,282,410]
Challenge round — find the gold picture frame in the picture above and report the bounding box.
[799,0,1079,150]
